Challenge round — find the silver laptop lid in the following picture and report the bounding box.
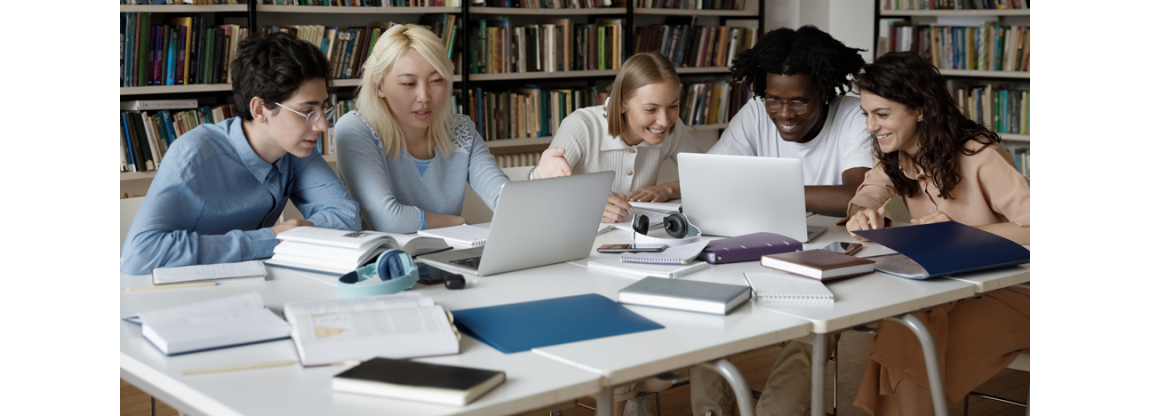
[679,153,808,241]
[477,171,613,276]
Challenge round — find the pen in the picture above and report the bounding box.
[182,360,297,376]
[301,361,362,369]
[871,198,893,230]
[125,281,216,292]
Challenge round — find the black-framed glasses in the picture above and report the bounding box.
[763,98,810,115]
[276,102,335,127]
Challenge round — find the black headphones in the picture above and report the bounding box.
[632,211,697,239]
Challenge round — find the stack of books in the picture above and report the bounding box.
[634,24,758,68]
[465,86,603,141]
[883,22,1030,72]
[120,13,247,87]
[469,18,626,74]
[881,0,1029,11]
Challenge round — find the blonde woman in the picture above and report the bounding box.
[334,24,508,233]
[530,52,700,224]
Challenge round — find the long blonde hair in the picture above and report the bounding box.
[355,24,455,159]
[604,52,680,138]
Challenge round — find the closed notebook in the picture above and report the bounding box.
[152,260,267,285]
[701,232,803,264]
[618,276,751,315]
[417,224,489,247]
[760,249,875,281]
[332,357,505,406]
[743,272,834,305]
[621,241,708,265]
[589,254,711,279]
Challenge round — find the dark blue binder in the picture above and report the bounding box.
[452,293,665,354]
[854,221,1030,279]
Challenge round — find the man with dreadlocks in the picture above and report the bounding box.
[708,24,870,217]
[689,26,871,416]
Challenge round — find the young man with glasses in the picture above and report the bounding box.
[120,33,360,275]
[707,25,872,218]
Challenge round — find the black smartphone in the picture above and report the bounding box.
[597,244,669,253]
[822,241,863,256]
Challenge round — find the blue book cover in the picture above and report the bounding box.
[121,113,136,170]
[452,293,664,354]
[855,221,1029,279]
[166,27,177,86]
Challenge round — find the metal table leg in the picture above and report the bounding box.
[812,333,827,416]
[885,313,948,416]
[597,386,613,416]
[694,358,755,416]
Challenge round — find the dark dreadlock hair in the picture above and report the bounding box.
[730,25,866,101]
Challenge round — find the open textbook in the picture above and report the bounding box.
[266,227,451,275]
[283,292,460,366]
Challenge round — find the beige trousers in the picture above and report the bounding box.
[690,335,836,416]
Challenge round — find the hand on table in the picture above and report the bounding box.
[532,148,572,179]
[602,193,633,224]
[845,207,886,242]
[270,219,315,235]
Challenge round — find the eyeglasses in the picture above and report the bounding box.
[763,98,810,115]
[276,102,334,127]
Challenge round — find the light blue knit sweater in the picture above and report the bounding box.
[334,111,509,233]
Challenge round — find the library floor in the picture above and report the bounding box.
[517,330,1030,416]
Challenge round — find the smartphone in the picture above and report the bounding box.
[597,244,669,253]
[822,241,863,256]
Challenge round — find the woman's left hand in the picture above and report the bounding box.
[626,185,672,203]
[910,209,952,225]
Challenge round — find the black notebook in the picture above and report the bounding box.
[332,358,505,406]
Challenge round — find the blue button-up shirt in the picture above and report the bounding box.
[120,117,361,275]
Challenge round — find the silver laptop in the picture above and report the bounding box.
[418,171,613,276]
[679,153,826,242]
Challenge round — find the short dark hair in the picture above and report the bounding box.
[230,32,332,121]
[730,25,865,100]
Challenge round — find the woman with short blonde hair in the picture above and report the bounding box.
[530,52,700,224]
[335,24,508,233]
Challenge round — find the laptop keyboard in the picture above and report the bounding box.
[448,256,482,270]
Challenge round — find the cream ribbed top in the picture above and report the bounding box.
[543,102,700,193]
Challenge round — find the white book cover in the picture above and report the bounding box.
[742,273,833,305]
[128,293,291,355]
[152,260,267,285]
[417,225,489,247]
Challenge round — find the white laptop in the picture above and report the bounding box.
[418,171,613,276]
[678,153,826,242]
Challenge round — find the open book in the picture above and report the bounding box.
[123,293,291,355]
[266,227,451,275]
[283,292,460,366]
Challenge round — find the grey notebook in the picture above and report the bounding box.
[617,277,751,315]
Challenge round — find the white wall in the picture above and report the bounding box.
[765,0,876,63]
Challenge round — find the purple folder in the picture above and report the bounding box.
[700,232,803,264]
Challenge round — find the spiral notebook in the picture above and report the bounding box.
[621,241,708,265]
[742,272,834,304]
[589,254,711,279]
[417,225,489,247]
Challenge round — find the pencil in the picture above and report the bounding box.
[182,360,297,376]
[124,281,216,292]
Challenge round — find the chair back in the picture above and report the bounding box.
[120,197,146,248]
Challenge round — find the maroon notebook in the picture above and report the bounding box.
[760,249,875,281]
[700,232,802,264]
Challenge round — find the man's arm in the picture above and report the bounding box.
[291,153,361,232]
[803,167,869,217]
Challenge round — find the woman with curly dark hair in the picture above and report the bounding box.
[847,52,1030,415]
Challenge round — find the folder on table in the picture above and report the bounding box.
[451,293,665,353]
[854,221,1030,280]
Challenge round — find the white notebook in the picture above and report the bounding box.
[417,225,489,247]
[742,272,834,304]
[588,254,710,279]
[152,260,267,285]
[621,241,708,265]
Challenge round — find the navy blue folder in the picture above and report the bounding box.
[854,221,1029,279]
[452,293,665,354]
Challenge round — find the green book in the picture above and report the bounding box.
[136,13,150,86]
[598,26,605,70]
[203,28,215,85]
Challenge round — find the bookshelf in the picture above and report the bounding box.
[872,1,1030,175]
[256,5,462,14]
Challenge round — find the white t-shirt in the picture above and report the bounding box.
[707,95,872,186]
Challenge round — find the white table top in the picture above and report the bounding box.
[120,265,603,416]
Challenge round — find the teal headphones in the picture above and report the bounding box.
[337,249,419,298]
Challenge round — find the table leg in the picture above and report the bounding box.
[812,333,827,416]
[884,313,948,416]
[693,358,755,416]
[597,386,613,416]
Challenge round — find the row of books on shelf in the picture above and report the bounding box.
[950,83,1028,135]
[119,103,238,173]
[463,86,604,141]
[881,21,1029,72]
[121,1,243,4]
[494,152,544,168]
[1001,144,1029,178]
[261,0,463,6]
[634,23,757,68]
[475,0,617,8]
[121,13,247,87]
[470,18,625,74]
[681,81,748,126]
[882,0,1028,10]
[634,0,745,10]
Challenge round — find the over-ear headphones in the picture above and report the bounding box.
[632,212,698,239]
[338,249,419,298]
